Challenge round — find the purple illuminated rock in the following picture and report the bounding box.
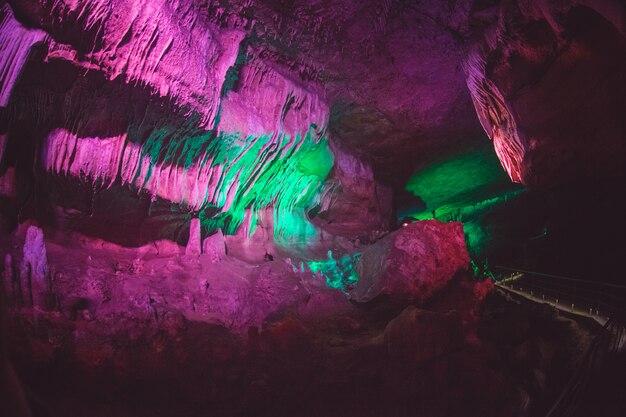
[185,218,201,258]
[0,4,47,106]
[313,143,393,238]
[349,220,469,303]
[1,0,624,209]
[202,229,226,263]
[465,1,626,186]
[20,225,50,307]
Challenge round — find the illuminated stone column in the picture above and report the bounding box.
[185,217,202,257]
[20,226,50,308]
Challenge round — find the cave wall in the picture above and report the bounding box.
[0,0,392,247]
[466,0,626,186]
[0,0,625,252]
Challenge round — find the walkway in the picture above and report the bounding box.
[493,267,626,417]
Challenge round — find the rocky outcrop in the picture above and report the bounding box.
[1,234,556,417]
[465,0,626,186]
[0,3,47,106]
[9,0,246,127]
[0,0,399,247]
[311,143,393,239]
[202,229,226,263]
[350,220,469,303]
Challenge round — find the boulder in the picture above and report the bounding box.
[350,220,469,303]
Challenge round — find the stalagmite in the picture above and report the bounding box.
[2,253,13,299]
[185,217,202,257]
[202,229,226,263]
[20,226,50,308]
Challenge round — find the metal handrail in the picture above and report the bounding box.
[494,266,626,290]
[493,267,625,417]
[493,267,626,322]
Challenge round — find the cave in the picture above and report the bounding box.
[1,0,625,416]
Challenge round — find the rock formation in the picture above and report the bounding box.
[0,0,623,247]
[185,217,201,257]
[0,0,624,415]
[465,0,626,186]
[20,225,49,308]
[202,229,226,263]
[350,220,469,303]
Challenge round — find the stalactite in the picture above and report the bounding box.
[0,4,48,107]
[464,50,527,183]
[42,127,334,240]
[30,0,248,128]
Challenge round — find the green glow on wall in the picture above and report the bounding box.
[273,208,319,245]
[405,146,511,211]
[306,250,360,290]
[132,121,334,241]
[296,140,334,178]
[404,145,524,255]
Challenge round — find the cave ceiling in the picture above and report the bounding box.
[0,0,625,239]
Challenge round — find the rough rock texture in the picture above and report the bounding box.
[315,0,484,183]
[0,3,47,106]
[350,220,470,303]
[466,0,626,185]
[0,215,601,417]
[20,225,49,308]
[3,223,475,332]
[9,0,246,127]
[0,0,623,253]
[1,244,592,417]
[0,0,363,248]
[313,142,393,239]
[0,1,622,415]
[385,306,463,364]
[185,217,201,257]
[202,229,226,263]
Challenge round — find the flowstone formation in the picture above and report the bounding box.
[0,0,386,251]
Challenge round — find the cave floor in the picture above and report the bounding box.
[2,232,599,417]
